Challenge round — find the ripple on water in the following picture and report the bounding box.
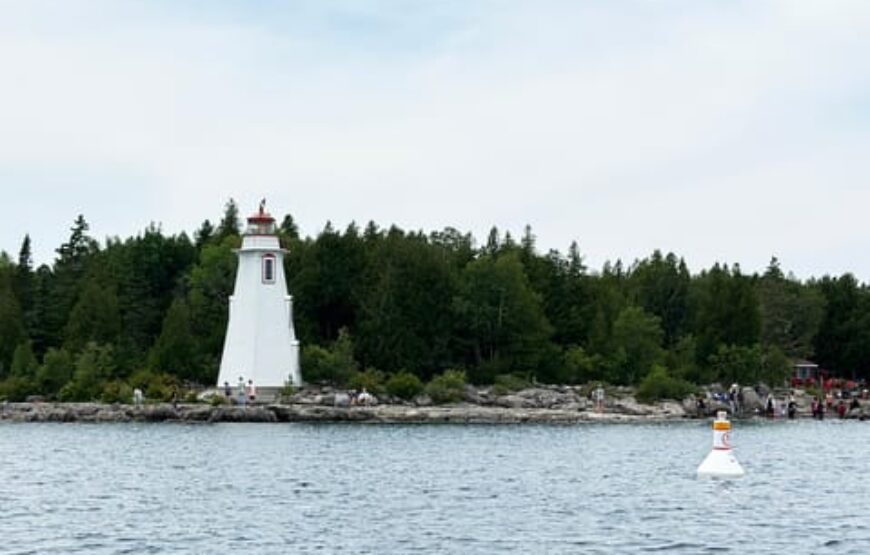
[2,420,870,553]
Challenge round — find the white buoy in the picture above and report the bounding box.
[697,410,745,478]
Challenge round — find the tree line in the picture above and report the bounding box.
[0,199,868,402]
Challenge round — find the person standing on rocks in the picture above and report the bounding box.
[765,393,775,418]
[787,395,797,419]
[593,387,605,412]
[237,376,247,407]
[246,380,257,404]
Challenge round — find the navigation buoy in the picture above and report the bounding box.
[697,410,745,478]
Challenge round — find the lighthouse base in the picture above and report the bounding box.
[697,449,745,478]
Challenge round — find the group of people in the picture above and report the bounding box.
[810,393,861,419]
[224,377,257,406]
[700,384,746,416]
[764,393,797,419]
[348,388,374,406]
[696,383,864,420]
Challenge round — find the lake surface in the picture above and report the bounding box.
[2,420,869,554]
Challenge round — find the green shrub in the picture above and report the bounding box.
[426,369,467,404]
[636,364,696,404]
[561,346,607,385]
[58,342,116,402]
[0,376,35,402]
[146,382,172,402]
[100,380,133,404]
[127,369,156,391]
[347,368,385,395]
[56,382,78,402]
[128,372,179,402]
[492,374,530,396]
[35,348,73,398]
[300,329,358,385]
[385,371,424,400]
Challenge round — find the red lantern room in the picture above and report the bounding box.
[246,199,276,235]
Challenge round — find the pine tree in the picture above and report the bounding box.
[280,214,300,241]
[149,299,200,382]
[48,215,98,348]
[217,198,240,239]
[10,340,38,379]
[14,235,34,318]
[484,226,500,256]
[0,286,24,377]
[567,241,585,277]
[520,224,536,259]
[194,219,215,249]
[63,278,121,354]
[35,347,74,396]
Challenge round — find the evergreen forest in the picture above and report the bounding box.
[1,199,869,402]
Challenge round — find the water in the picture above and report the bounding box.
[1,420,869,554]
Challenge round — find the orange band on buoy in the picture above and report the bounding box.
[713,421,731,431]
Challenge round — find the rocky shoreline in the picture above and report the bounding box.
[0,401,689,424]
[2,383,867,423]
[0,403,863,424]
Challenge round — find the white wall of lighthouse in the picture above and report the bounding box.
[217,208,302,391]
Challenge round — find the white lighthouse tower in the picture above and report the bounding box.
[217,201,302,396]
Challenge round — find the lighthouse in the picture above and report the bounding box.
[217,201,302,395]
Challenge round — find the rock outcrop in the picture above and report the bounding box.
[1,384,858,424]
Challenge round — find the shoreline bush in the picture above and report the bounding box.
[636,364,696,404]
[425,369,467,404]
[385,371,424,400]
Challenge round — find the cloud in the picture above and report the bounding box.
[0,1,869,280]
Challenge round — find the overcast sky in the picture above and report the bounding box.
[1,1,869,279]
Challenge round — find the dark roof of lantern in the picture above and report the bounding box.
[247,212,274,223]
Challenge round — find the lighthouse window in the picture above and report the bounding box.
[262,255,276,284]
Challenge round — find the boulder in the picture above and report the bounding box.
[242,407,278,422]
[95,408,128,422]
[463,386,493,405]
[44,408,78,422]
[704,399,731,416]
[181,406,214,422]
[658,401,686,417]
[740,387,763,413]
[74,403,102,417]
[515,388,570,409]
[494,395,535,409]
[208,406,277,422]
[137,404,179,422]
[612,396,654,416]
[682,396,698,414]
[197,389,221,402]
